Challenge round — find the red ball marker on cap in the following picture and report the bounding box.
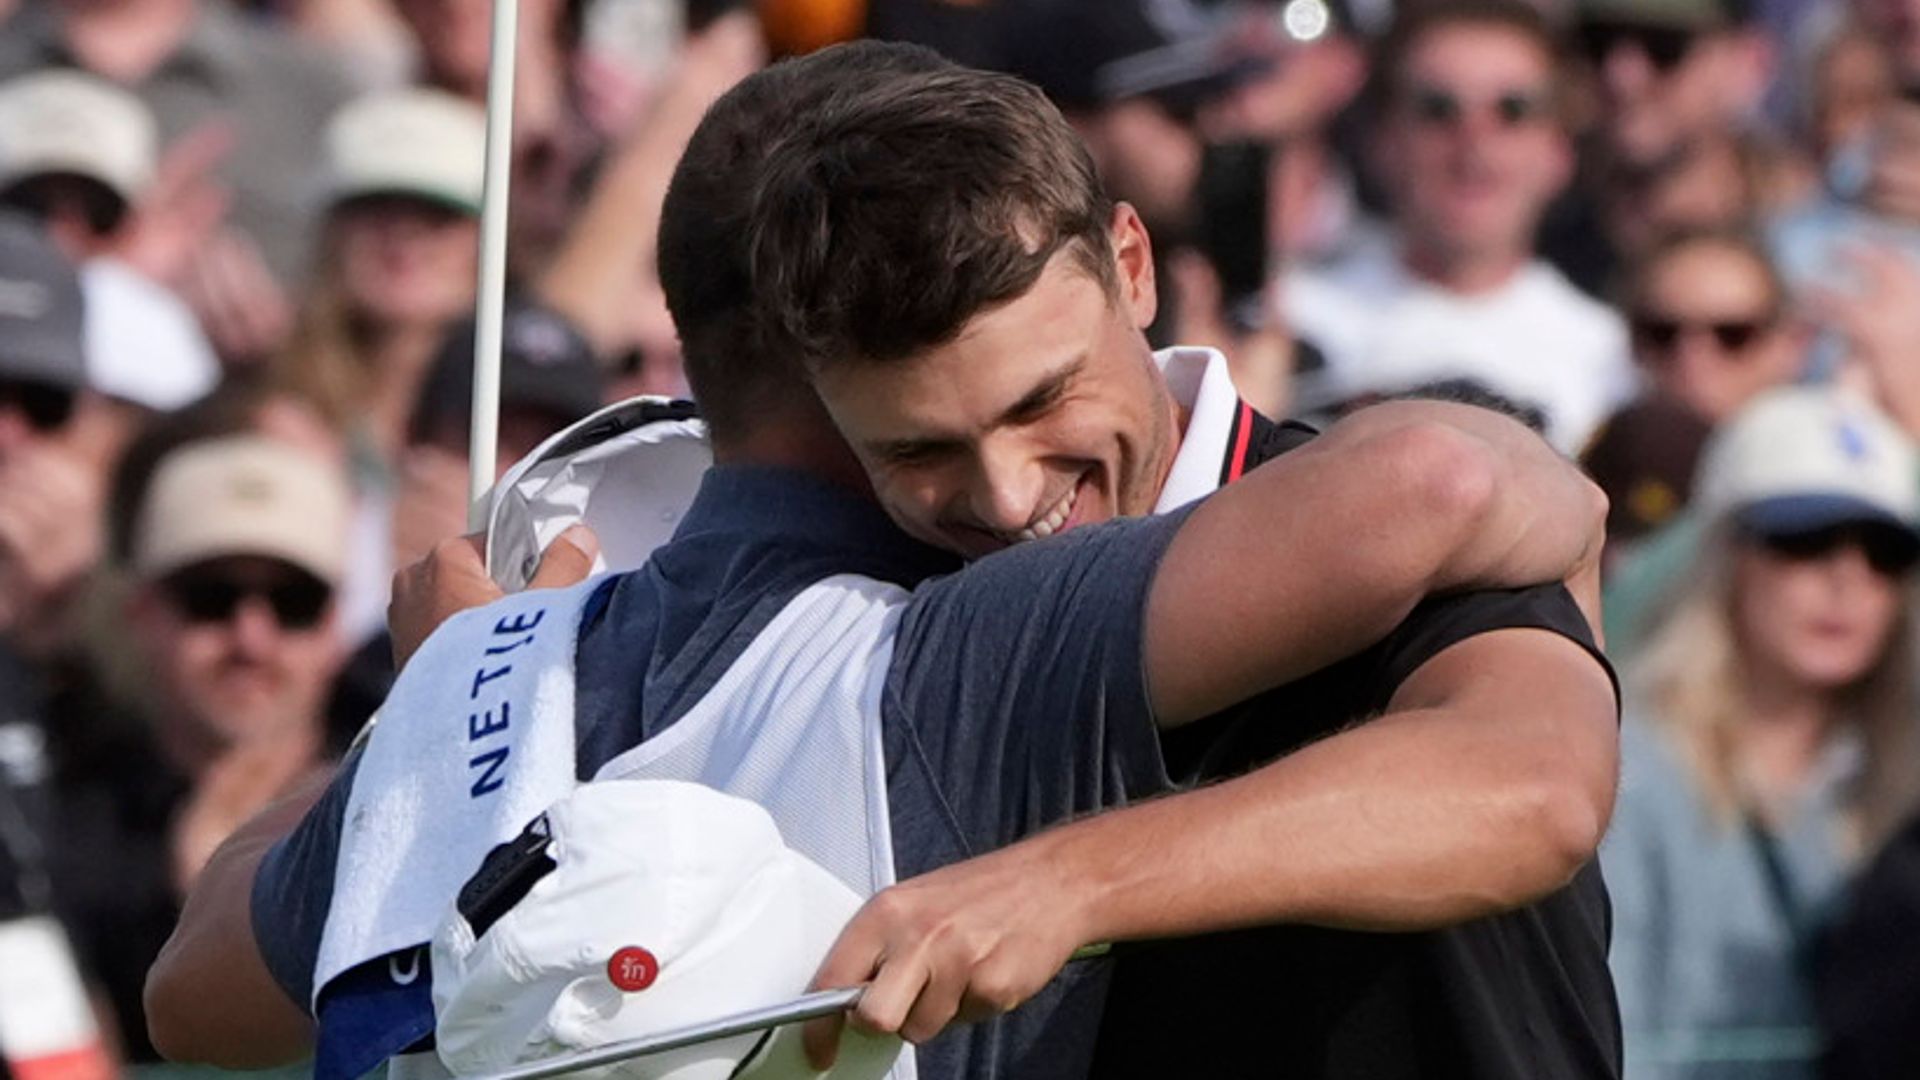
[607,946,659,992]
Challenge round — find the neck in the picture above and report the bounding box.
[709,411,873,496]
[1737,663,1841,800]
[58,0,196,83]
[157,709,322,782]
[362,321,446,461]
[1399,238,1527,295]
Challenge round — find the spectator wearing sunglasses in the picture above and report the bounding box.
[0,215,123,662]
[0,70,218,414]
[1283,0,1634,453]
[1577,0,1775,175]
[45,433,348,1063]
[1604,385,1920,1080]
[1624,228,1807,423]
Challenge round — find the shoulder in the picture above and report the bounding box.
[1515,263,1628,340]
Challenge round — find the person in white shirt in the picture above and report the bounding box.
[1283,0,1636,454]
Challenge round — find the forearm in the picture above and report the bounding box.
[1058,634,1615,941]
[536,17,759,351]
[145,770,328,1066]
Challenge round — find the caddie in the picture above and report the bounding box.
[148,41,1618,1080]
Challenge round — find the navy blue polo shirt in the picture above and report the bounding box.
[255,465,1183,1079]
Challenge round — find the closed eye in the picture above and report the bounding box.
[876,439,962,467]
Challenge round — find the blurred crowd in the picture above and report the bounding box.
[2,0,1920,1076]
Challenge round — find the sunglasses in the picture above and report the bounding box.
[1752,523,1920,577]
[1577,22,1700,74]
[1404,85,1551,130]
[0,377,76,432]
[161,567,333,630]
[1631,315,1773,354]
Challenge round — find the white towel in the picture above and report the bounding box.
[314,577,602,1001]
[316,397,708,1001]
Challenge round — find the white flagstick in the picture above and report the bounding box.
[469,0,520,530]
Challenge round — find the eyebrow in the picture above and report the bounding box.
[866,354,1086,464]
[994,354,1084,428]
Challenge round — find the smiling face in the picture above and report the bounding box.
[1375,21,1571,267]
[810,206,1177,559]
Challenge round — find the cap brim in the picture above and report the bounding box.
[1736,494,1920,545]
[334,187,481,217]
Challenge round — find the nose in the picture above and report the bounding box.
[0,405,35,460]
[226,595,284,658]
[1601,41,1655,98]
[966,438,1047,535]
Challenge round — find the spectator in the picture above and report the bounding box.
[1852,0,1920,82]
[327,300,605,750]
[390,0,600,274]
[1624,229,1807,424]
[1283,0,1635,452]
[1771,88,1920,302]
[1543,0,1802,293]
[1577,0,1775,173]
[0,69,218,412]
[50,432,348,1063]
[1606,386,1920,1079]
[0,0,353,288]
[0,216,118,661]
[273,87,485,467]
[1802,25,1897,171]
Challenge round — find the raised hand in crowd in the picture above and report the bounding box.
[1808,244,1920,434]
[112,123,232,287]
[536,10,765,362]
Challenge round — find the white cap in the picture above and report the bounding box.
[432,781,901,1080]
[134,435,352,585]
[324,88,485,214]
[1694,385,1920,540]
[0,71,156,205]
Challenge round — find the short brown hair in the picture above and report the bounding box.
[657,41,956,443]
[746,62,1116,369]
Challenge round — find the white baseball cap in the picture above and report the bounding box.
[1694,385,1920,544]
[324,89,485,215]
[134,435,352,586]
[0,70,156,205]
[431,781,901,1080]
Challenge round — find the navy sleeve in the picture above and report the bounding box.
[250,746,361,1013]
[883,508,1190,863]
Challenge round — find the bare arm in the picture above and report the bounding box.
[1147,399,1606,723]
[535,14,762,352]
[806,627,1618,1061]
[145,770,329,1066]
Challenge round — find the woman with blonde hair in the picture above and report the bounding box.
[1607,386,1920,1079]
[274,87,486,465]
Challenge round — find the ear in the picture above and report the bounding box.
[1110,202,1159,329]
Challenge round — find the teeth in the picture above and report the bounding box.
[1011,484,1077,543]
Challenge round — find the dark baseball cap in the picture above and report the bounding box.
[0,214,85,391]
[1580,394,1714,543]
[411,302,606,447]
